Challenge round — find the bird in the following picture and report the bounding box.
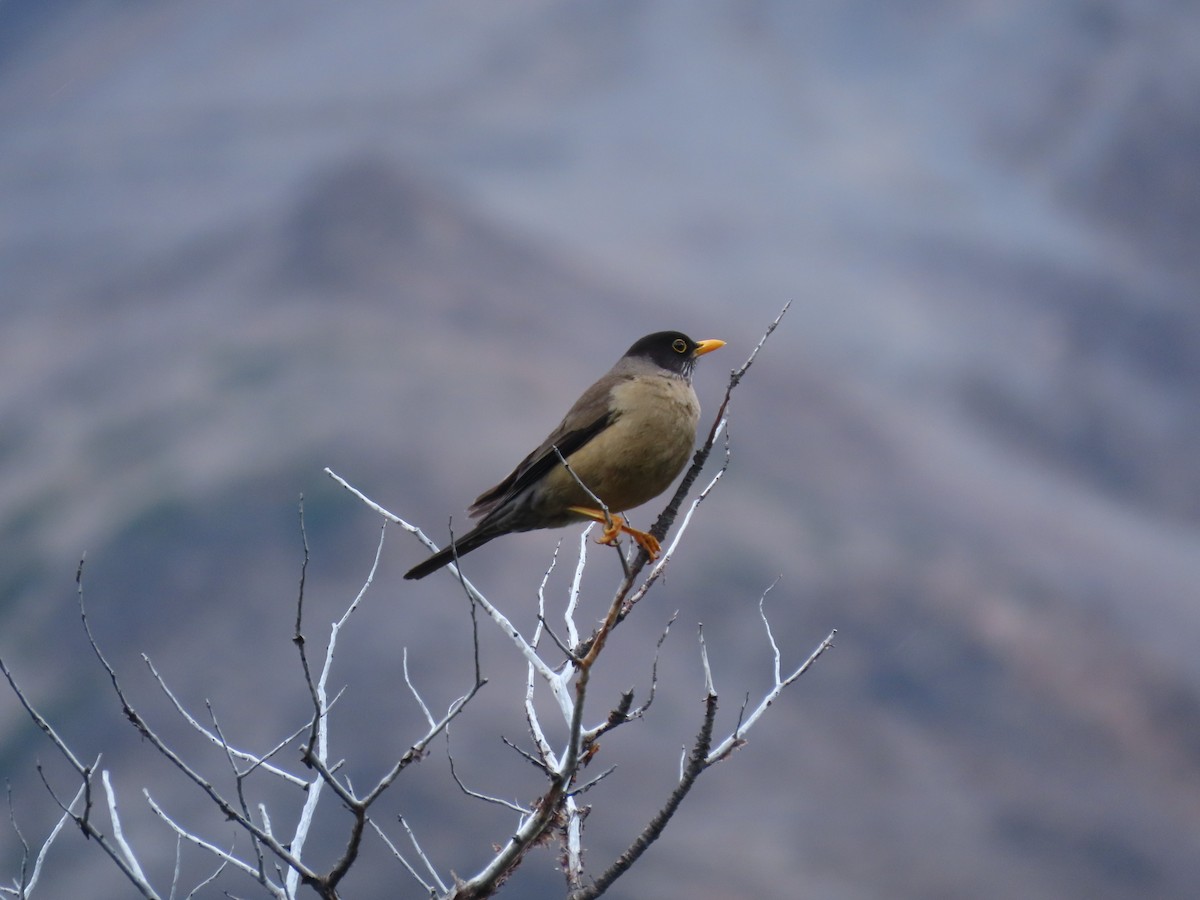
[403,331,725,580]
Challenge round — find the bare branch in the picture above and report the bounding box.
[143,793,266,884]
[564,525,593,649]
[500,735,551,775]
[454,643,600,897]
[370,820,439,898]
[1,652,93,793]
[3,783,29,900]
[326,468,576,723]
[181,852,231,900]
[572,686,720,900]
[323,469,419,534]
[289,519,388,897]
[169,833,183,900]
[583,610,677,745]
[400,814,448,896]
[533,539,564,648]
[70,567,319,885]
[403,647,437,730]
[142,655,309,787]
[564,793,587,894]
[524,664,557,769]
[101,770,150,888]
[445,733,530,815]
[360,677,485,809]
[291,496,312,692]
[535,614,577,664]
[568,764,618,797]
[698,624,716,698]
[2,778,89,899]
[706,623,837,764]
[759,578,785,683]
[205,703,268,880]
[24,753,163,898]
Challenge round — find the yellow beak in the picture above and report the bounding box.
[693,339,725,356]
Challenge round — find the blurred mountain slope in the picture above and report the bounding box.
[2,2,1199,898]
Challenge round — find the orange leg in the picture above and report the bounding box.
[568,507,662,559]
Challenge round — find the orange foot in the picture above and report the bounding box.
[568,507,662,559]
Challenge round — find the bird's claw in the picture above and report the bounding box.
[625,527,661,559]
[570,507,661,559]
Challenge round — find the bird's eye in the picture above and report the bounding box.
[672,338,688,353]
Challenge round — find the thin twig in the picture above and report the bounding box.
[73,563,320,885]
[537,614,578,663]
[143,793,265,883]
[399,815,448,895]
[583,611,677,743]
[370,820,438,898]
[564,526,592,649]
[445,732,530,815]
[534,540,564,648]
[501,736,551,774]
[181,852,231,900]
[403,648,437,730]
[326,468,574,720]
[101,770,147,885]
[572,686,720,900]
[707,628,836,764]
[568,764,618,797]
[142,655,309,787]
[2,778,89,899]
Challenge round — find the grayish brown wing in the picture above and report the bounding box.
[467,377,623,520]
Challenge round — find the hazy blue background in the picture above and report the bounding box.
[2,2,1199,898]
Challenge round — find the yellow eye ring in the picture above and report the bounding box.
[672,338,688,353]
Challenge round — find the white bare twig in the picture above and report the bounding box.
[524,662,557,768]
[326,467,575,724]
[403,647,437,729]
[564,525,592,649]
[399,815,448,895]
[446,732,530,815]
[142,655,308,788]
[698,624,716,699]
[286,519,388,897]
[705,593,837,764]
[144,793,267,885]
[582,611,677,744]
[370,820,437,897]
[102,770,148,887]
[181,852,229,900]
[569,763,618,797]
[564,792,585,892]
[534,540,564,647]
[169,833,182,900]
[0,778,89,899]
[0,654,93,793]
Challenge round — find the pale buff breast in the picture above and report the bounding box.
[535,374,700,518]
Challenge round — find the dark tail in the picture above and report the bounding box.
[403,524,498,580]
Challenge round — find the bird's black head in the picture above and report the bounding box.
[623,331,725,378]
